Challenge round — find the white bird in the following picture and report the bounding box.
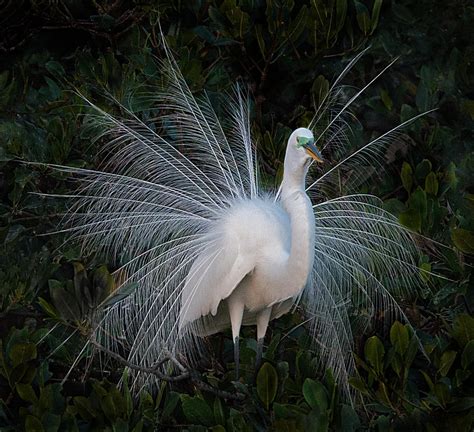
[179,127,322,376]
[50,44,431,397]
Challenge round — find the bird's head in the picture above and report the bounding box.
[287,127,324,165]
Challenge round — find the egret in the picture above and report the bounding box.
[51,45,431,397]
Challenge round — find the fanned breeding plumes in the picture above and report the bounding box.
[49,44,433,398]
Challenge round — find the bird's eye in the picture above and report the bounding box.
[296,136,310,148]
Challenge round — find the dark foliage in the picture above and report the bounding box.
[0,1,473,431]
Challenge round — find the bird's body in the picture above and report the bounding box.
[55,45,429,397]
[180,129,316,350]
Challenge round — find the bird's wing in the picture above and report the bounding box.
[179,231,255,330]
[43,35,261,391]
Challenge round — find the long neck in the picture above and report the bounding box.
[280,160,315,290]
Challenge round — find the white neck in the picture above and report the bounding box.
[280,159,315,291]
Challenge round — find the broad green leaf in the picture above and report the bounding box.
[390,321,409,355]
[41,413,60,432]
[438,350,457,376]
[415,159,432,182]
[380,89,393,111]
[409,187,427,221]
[336,0,348,31]
[400,162,413,193]
[25,415,44,432]
[448,397,474,412]
[399,208,421,232]
[425,172,439,195]
[370,0,383,33]
[354,1,371,35]
[256,362,278,409]
[9,343,37,368]
[348,377,369,396]
[180,395,214,426]
[37,297,60,319]
[461,340,474,369]
[434,382,451,406]
[16,383,37,404]
[73,396,96,421]
[213,397,225,426]
[340,404,361,431]
[451,228,474,254]
[162,391,180,420]
[364,336,385,375]
[452,314,474,347]
[303,378,328,411]
[92,265,114,305]
[49,280,81,321]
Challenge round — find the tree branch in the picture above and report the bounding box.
[89,339,246,401]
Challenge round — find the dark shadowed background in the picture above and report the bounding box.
[0,1,473,431]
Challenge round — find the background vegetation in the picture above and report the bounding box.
[0,0,473,430]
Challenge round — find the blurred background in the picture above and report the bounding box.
[0,1,473,431]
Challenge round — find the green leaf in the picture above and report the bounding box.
[370,0,383,33]
[425,172,439,195]
[45,61,66,77]
[25,415,44,432]
[9,343,37,367]
[41,413,60,432]
[380,89,393,111]
[438,350,457,376]
[256,362,278,409]
[409,187,428,220]
[415,159,432,182]
[390,321,409,355]
[448,397,474,412]
[37,297,60,319]
[255,25,266,59]
[103,282,137,307]
[49,280,82,321]
[401,162,413,193]
[340,404,361,431]
[451,228,474,254]
[348,377,369,396]
[303,378,328,411]
[452,314,474,347]
[180,395,214,426]
[92,265,114,306]
[434,382,451,406]
[461,340,474,369]
[354,0,371,35]
[73,396,96,421]
[162,391,180,420]
[122,371,133,418]
[16,383,37,404]
[364,336,385,375]
[213,397,225,425]
[399,208,421,232]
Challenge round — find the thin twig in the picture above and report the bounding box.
[90,340,246,400]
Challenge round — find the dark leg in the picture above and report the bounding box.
[255,337,264,372]
[234,336,240,380]
[255,307,272,373]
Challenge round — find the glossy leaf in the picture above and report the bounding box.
[256,362,278,409]
[364,336,385,375]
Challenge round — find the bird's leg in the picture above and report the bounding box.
[228,297,244,380]
[255,307,272,372]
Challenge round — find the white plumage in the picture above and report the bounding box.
[50,44,432,397]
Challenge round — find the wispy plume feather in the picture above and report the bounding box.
[45,40,432,398]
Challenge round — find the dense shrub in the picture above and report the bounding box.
[1,1,473,430]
